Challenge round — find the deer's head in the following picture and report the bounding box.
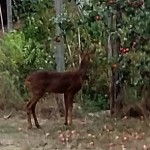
[78,46,96,77]
[79,47,96,66]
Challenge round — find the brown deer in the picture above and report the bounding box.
[25,48,95,129]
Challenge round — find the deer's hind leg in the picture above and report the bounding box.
[26,92,44,129]
[68,94,75,126]
[31,101,41,128]
[26,97,34,129]
[64,93,69,125]
[64,93,75,126]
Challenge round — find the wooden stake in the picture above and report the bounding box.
[6,0,13,31]
[54,0,65,72]
[0,5,5,33]
[54,0,65,116]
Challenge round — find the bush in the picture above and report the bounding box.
[1,0,149,114]
[82,93,108,112]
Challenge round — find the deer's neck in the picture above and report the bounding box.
[78,61,88,78]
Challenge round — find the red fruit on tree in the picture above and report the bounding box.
[126,48,129,52]
[127,0,133,6]
[95,15,101,21]
[108,0,116,4]
[138,1,144,7]
[123,49,126,53]
[133,0,143,8]
[120,47,124,52]
[111,64,117,69]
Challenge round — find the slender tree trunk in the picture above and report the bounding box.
[54,0,65,117]
[108,13,115,115]
[6,0,12,31]
[114,8,122,116]
[108,8,122,116]
[0,5,4,33]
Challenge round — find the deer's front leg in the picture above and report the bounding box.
[26,102,32,129]
[32,101,41,129]
[64,93,69,125]
[68,96,74,126]
[26,93,43,129]
[26,95,34,129]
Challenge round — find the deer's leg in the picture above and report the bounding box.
[64,93,74,126]
[68,94,74,126]
[26,93,43,129]
[64,93,69,125]
[27,110,32,129]
[26,98,34,129]
[31,101,41,129]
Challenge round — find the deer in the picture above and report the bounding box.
[25,47,95,129]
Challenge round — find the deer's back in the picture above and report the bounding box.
[25,70,83,94]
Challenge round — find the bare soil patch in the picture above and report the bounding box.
[0,110,150,150]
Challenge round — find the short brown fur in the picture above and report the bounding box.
[25,49,95,129]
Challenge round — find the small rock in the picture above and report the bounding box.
[45,132,50,137]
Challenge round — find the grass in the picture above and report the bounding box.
[0,110,150,150]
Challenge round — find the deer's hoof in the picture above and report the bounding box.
[64,122,68,126]
[60,113,64,117]
[68,123,72,126]
[27,124,33,129]
[36,124,42,129]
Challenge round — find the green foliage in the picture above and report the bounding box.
[13,0,54,20]
[1,0,56,105]
[1,0,150,111]
[62,0,150,110]
[0,71,23,109]
[0,30,55,99]
[82,94,108,112]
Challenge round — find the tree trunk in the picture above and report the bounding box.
[54,0,65,117]
[108,8,122,116]
[6,0,12,31]
[107,13,115,115]
[113,9,123,116]
[0,5,5,33]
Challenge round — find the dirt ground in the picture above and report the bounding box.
[0,110,150,150]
